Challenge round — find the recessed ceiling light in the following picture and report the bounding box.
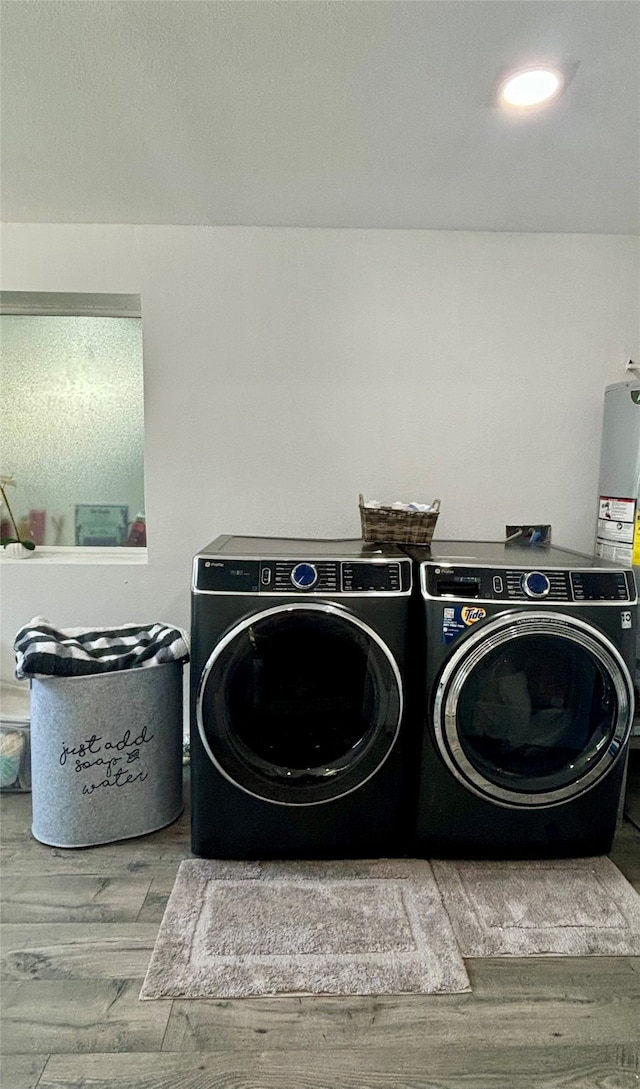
[499,67,564,109]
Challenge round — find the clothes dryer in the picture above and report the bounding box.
[404,540,636,858]
[190,535,414,859]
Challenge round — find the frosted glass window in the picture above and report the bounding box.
[0,293,145,548]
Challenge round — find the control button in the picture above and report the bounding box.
[523,571,551,598]
[261,566,272,586]
[492,575,504,595]
[291,562,318,590]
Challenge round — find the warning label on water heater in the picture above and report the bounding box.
[595,495,636,564]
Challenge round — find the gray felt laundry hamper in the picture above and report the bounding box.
[30,661,184,847]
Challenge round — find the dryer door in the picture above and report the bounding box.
[433,611,634,808]
[196,602,403,805]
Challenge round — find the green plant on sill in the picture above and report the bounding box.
[0,475,36,550]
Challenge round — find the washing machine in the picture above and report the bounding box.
[404,540,636,858]
[190,534,414,859]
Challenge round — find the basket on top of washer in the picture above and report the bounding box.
[359,494,440,546]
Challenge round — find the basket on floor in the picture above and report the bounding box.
[359,495,441,545]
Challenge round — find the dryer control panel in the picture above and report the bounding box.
[194,556,411,594]
[425,565,635,603]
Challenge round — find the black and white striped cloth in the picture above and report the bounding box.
[14,617,189,679]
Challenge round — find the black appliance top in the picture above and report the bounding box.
[403,540,636,604]
[199,534,408,560]
[403,539,631,571]
[193,535,411,595]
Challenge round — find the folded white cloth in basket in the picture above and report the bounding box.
[14,617,190,679]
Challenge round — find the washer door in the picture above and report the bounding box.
[196,602,403,805]
[434,611,634,808]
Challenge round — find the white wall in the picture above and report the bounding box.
[1,223,638,682]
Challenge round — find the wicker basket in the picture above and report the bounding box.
[359,495,441,545]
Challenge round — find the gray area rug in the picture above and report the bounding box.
[432,856,640,957]
[139,858,471,999]
[141,856,640,1001]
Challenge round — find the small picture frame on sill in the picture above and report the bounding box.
[75,504,128,547]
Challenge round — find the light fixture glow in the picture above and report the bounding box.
[500,67,563,108]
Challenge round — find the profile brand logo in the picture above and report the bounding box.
[461,606,486,625]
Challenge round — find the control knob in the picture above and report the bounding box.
[291,562,318,590]
[522,571,550,598]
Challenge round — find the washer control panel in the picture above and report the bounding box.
[426,565,634,603]
[195,556,411,593]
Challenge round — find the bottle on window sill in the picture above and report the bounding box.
[126,513,146,547]
[29,509,46,545]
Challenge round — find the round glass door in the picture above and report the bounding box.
[196,603,403,805]
[434,612,634,808]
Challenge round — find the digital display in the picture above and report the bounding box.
[343,562,401,592]
[196,560,260,592]
[571,571,627,600]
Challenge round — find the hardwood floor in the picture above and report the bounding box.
[1,762,639,1089]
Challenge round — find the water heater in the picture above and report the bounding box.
[595,378,640,699]
[595,379,640,571]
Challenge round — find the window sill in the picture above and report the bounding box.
[0,547,148,565]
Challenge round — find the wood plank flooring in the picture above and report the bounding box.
[1,761,639,1089]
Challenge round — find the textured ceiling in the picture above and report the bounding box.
[1,0,638,232]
